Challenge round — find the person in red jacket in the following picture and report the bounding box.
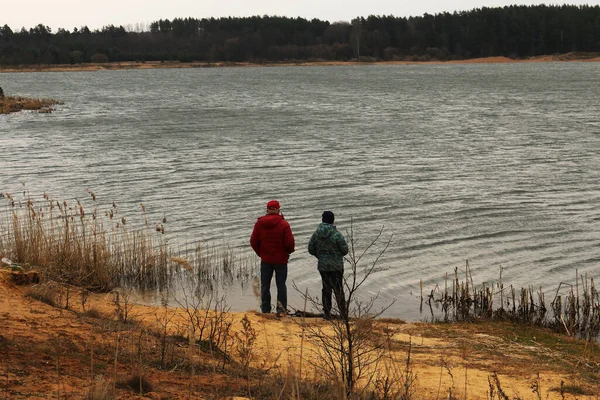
[250,200,295,314]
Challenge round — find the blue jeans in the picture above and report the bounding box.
[260,262,288,313]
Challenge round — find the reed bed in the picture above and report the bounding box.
[171,241,256,292]
[424,261,600,341]
[0,189,255,293]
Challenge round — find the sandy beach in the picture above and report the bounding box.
[1,267,598,399]
[1,53,599,74]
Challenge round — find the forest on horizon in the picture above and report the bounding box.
[1,4,599,65]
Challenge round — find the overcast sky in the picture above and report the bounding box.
[4,0,600,32]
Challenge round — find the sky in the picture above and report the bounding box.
[3,0,600,32]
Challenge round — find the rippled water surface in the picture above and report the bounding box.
[1,63,599,319]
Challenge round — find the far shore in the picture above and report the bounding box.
[1,52,599,73]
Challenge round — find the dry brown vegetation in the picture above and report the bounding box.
[0,189,253,293]
[424,262,600,342]
[1,270,600,399]
[2,189,600,398]
[0,95,62,114]
[0,190,174,291]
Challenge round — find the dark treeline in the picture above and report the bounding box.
[1,4,600,65]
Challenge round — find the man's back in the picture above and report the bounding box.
[251,213,295,264]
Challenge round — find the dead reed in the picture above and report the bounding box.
[0,189,255,293]
[184,241,256,291]
[0,190,175,291]
[425,261,600,341]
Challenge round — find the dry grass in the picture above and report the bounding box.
[5,188,600,398]
[0,95,62,114]
[425,262,600,342]
[0,190,174,291]
[0,188,255,296]
[3,267,600,399]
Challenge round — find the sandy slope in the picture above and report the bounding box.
[0,53,598,73]
[1,269,599,399]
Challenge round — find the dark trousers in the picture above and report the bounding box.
[320,270,345,317]
[260,262,288,313]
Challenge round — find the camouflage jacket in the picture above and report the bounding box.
[308,223,348,272]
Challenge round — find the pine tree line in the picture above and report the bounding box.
[1,4,599,65]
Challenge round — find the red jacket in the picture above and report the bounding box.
[250,214,295,264]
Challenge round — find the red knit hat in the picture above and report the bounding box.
[266,200,280,210]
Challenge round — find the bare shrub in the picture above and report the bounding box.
[152,305,178,369]
[235,315,257,377]
[295,221,394,399]
[112,288,136,324]
[174,276,234,370]
[25,282,59,307]
[373,333,417,400]
[88,375,114,400]
[82,307,104,319]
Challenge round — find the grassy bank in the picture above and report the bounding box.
[0,95,62,114]
[422,262,600,343]
[2,189,600,398]
[1,267,599,399]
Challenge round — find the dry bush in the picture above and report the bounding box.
[235,315,257,377]
[112,288,137,324]
[88,375,114,400]
[174,278,235,370]
[151,305,179,369]
[24,281,60,307]
[250,368,340,400]
[82,307,105,319]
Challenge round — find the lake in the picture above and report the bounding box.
[1,62,599,320]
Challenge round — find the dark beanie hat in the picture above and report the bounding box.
[322,211,335,224]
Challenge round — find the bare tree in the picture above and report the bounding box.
[295,220,394,399]
[173,274,234,371]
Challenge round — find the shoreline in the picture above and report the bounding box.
[0,95,62,114]
[1,53,599,73]
[1,267,599,398]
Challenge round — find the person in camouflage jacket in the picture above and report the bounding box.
[308,211,348,319]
